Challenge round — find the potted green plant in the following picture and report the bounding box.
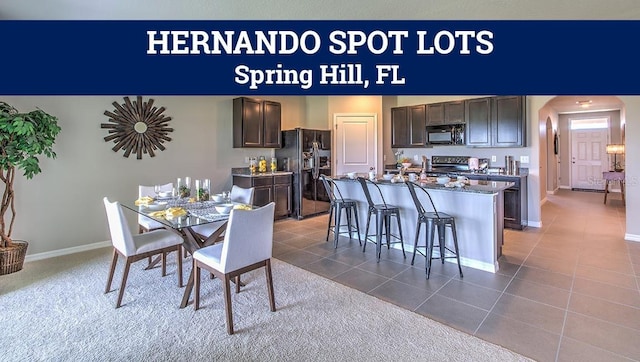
[0,101,61,275]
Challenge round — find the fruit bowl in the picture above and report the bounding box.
[382,174,394,181]
[215,203,234,214]
[402,162,413,169]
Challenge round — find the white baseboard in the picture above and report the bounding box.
[559,185,571,189]
[624,234,640,242]
[541,197,547,205]
[527,220,542,228]
[25,240,111,263]
[384,239,498,273]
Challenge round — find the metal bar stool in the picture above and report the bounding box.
[406,181,463,279]
[320,174,361,248]
[356,177,405,262]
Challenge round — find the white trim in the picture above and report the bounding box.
[387,241,498,273]
[624,233,640,242]
[527,220,543,228]
[25,241,111,263]
[540,197,548,205]
[559,185,571,189]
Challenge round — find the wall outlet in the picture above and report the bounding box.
[491,155,497,162]
[520,155,530,164]
[414,154,419,161]
[244,157,250,164]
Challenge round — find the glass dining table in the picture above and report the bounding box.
[121,198,246,308]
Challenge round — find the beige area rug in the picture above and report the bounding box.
[0,247,529,361]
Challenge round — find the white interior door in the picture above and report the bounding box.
[571,128,608,190]
[334,114,377,176]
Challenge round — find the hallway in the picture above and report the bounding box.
[273,189,637,361]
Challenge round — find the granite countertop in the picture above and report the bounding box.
[383,167,529,179]
[335,177,514,194]
[231,167,293,177]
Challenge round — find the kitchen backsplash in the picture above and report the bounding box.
[391,146,532,168]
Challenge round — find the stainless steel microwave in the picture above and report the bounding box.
[426,124,465,145]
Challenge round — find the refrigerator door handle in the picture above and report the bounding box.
[312,141,320,179]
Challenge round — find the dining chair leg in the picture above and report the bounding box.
[235,276,241,294]
[395,212,406,258]
[334,204,342,248]
[265,259,276,312]
[411,221,420,265]
[177,245,183,288]
[353,206,362,246]
[376,213,383,262]
[161,252,167,277]
[438,224,446,264]
[326,204,334,242]
[450,220,463,278]
[345,206,353,241]
[194,260,200,310]
[363,212,372,252]
[385,215,391,249]
[116,258,132,308]
[427,222,436,279]
[105,249,118,293]
[223,275,234,335]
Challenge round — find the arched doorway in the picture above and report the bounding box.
[539,96,625,202]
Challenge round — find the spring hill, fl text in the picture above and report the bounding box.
[146,29,494,90]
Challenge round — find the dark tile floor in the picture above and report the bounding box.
[273,190,639,362]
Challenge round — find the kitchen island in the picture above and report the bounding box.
[333,178,514,273]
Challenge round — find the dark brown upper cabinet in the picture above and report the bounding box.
[465,96,526,148]
[492,96,526,147]
[427,101,464,126]
[465,97,492,147]
[391,105,426,148]
[233,97,282,148]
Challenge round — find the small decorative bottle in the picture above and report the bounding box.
[258,156,267,173]
[249,157,257,174]
[270,157,277,172]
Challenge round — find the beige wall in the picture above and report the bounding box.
[2,96,305,255]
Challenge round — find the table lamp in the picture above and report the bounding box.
[606,144,625,171]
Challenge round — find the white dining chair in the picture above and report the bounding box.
[103,197,184,308]
[193,202,276,335]
[191,186,255,241]
[138,183,173,233]
[230,185,255,205]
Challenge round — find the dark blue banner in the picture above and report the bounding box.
[0,20,637,95]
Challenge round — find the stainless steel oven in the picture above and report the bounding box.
[426,124,465,145]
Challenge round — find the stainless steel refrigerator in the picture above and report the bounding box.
[275,128,332,219]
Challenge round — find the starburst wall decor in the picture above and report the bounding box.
[101,96,174,159]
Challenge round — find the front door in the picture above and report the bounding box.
[571,128,608,190]
[334,113,377,176]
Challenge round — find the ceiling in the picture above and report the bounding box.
[545,96,623,114]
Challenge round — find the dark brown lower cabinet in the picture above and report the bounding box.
[464,173,528,230]
[232,174,291,219]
